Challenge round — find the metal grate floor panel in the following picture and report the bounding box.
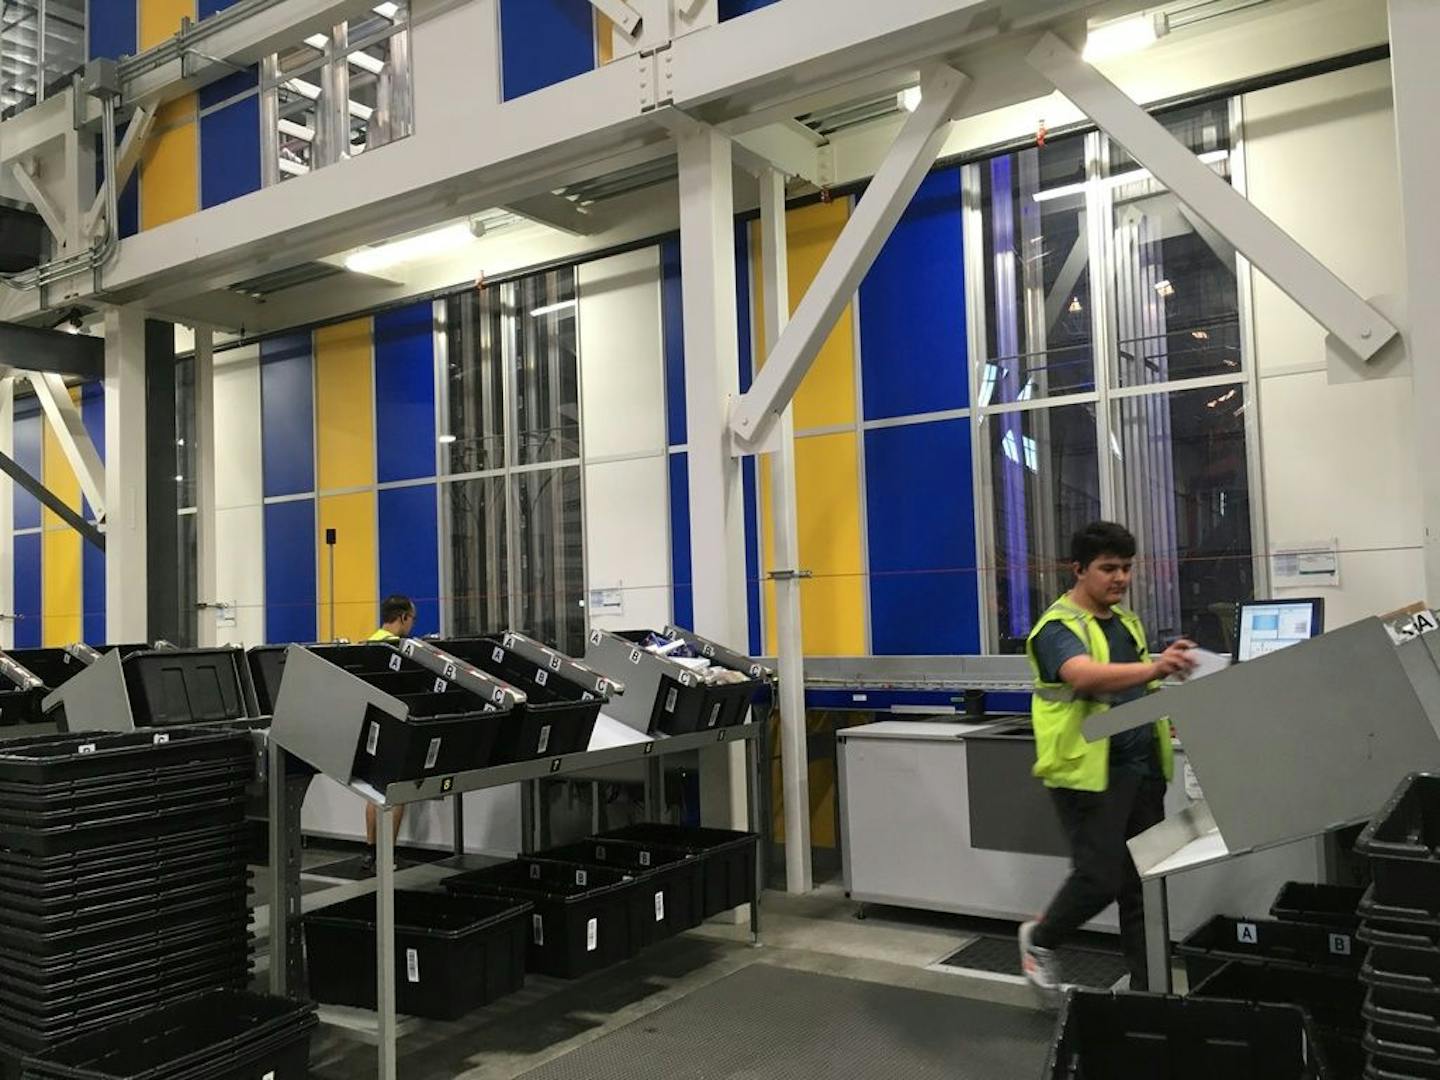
[938,935,1129,989]
[516,962,1054,1080]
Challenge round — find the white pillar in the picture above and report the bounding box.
[194,328,218,647]
[0,375,13,650]
[104,306,148,643]
[1390,0,1440,600]
[759,168,813,893]
[676,123,749,833]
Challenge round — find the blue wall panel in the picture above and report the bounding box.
[88,1,136,59]
[660,236,686,447]
[718,0,782,19]
[499,0,594,101]
[864,419,979,654]
[859,167,967,420]
[200,95,261,208]
[260,334,314,497]
[742,456,761,656]
[81,384,105,642]
[374,303,437,483]
[378,485,440,636]
[264,499,317,644]
[735,219,754,392]
[199,67,258,110]
[13,533,40,649]
[668,452,692,630]
[13,404,41,530]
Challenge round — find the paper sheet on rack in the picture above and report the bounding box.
[587,713,651,751]
[1183,647,1232,681]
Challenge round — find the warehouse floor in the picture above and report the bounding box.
[295,882,1075,1080]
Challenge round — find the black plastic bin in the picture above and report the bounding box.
[1364,1037,1440,1078]
[245,646,286,716]
[120,649,252,727]
[444,859,642,979]
[0,730,252,785]
[18,989,315,1080]
[349,702,494,789]
[592,823,757,919]
[1177,916,1362,986]
[1356,774,1440,921]
[1045,988,1333,1079]
[533,840,703,943]
[1272,883,1367,930]
[1190,959,1363,1032]
[611,630,760,737]
[1360,921,1440,998]
[426,638,601,763]
[304,890,529,1020]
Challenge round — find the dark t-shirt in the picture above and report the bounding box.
[1033,616,1158,776]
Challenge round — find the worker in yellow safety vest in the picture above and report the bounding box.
[361,595,418,873]
[1017,522,1196,998]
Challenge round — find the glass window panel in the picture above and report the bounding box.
[978,133,1094,405]
[1,3,40,116]
[444,289,506,474]
[987,403,1100,653]
[176,512,198,648]
[514,466,584,655]
[445,476,508,636]
[513,270,580,465]
[1113,385,1254,653]
[1110,102,1242,387]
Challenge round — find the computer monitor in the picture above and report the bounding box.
[1233,598,1325,663]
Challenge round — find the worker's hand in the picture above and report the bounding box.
[1152,639,1198,680]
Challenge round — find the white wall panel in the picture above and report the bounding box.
[214,504,264,647]
[577,247,667,461]
[300,776,521,856]
[584,456,672,632]
[213,344,263,510]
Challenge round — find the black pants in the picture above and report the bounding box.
[1032,770,1166,988]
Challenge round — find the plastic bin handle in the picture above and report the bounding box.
[1365,965,1439,991]
[1368,1000,1440,1031]
[1363,925,1434,949]
[1368,1034,1440,1062]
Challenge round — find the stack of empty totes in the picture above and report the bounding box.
[0,729,255,1074]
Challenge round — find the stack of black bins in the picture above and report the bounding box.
[425,638,601,763]
[307,644,509,785]
[529,839,704,945]
[0,730,254,1076]
[444,859,643,978]
[1355,773,1440,1079]
[244,645,287,717]
[592,824,759,919]
[20,991,316,1080]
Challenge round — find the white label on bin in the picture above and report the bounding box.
[582,692,594,702]
[595,845,607,860]
[639,850,652,868]
[62,654,71,665]
[679,672,693,688]
[586,918,598,952]
[665,688,678,714]
[535,669,549,687]
[78,743,96,755]
[708,703,722,728]
[389,654,402,672]
[424,738,442,770]
[1330,933,1352,956]
[492,687,506,705]
[263,1073,274,1080]
[702,644,715,658]
[492,646,505,664]
[427,678,443,694]
[750,665,762,678]
[504,633,517,648]
[402,641,415,657]
[366,721,380,756]
[443,662,457,681]
[536,725,552,754]
[576,869,588,887]
[1236,922,1258,945]
[406,948,420,983]
[549,655,562,672]
[152,733,170,745]
[530,863,542,880]
[628,649,642,665]
[532,914,544,946]
[590,630,602,645]
[654,891,665,922]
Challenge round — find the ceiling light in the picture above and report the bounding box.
[896,86,922,113]
[530,299,578,318]
[345,223,475,275]
[373,2,400,18]
[1154,279,1175,298]
[1068,297,1083,314]
[438,434,457,445]
[304,34,327,50]
[1083,11,1168,63]
[348,50,386,75]
[1190,329,1209,341]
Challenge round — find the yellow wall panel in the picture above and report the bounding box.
[785,199,855,430]
[595,12,614,65]
[314,319,376,491]
[41,414,81,646]
[140,0,195,49]
[140,96,198,231]
[318,492,379,643]
[794,432,866,655]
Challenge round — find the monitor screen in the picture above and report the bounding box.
[1234,599,1325,662]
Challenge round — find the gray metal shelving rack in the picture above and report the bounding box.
[265,642,765,1080]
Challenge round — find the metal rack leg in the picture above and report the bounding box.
[266,740,288,995]
[519,780,536,855]
[377,806,398,1080]
[1143,876,1171,993]
[452,792,465,859]
[746,732,762,945]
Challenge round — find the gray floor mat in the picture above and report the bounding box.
[940,935,1129,989]
[515,962,1055,1080]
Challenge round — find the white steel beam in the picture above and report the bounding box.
[759,166,812,895]
[103,307,148,642]
[502,193,600,237]
[27,370,106,517]
[1026,31,1398,364]
[731,64,970,445]
[733,120,829,187]
[1389,0,1440,598]
[677,123,750,839]
[83,105,154,240]
[10,163,66,247]
[194,327,218,647]
[585,0,642,36]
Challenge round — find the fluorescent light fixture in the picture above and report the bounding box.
[438,434,457,445]
[1154,279,1175,298]
[374,2,400,18]
[1083,11,1168,63]
[345,222,475,275]
[348,50,385,75]
[1190,329,1209,341]
[278,119,314,142]
[304,33,327,49]
[285,77,321,101]
[278,159,310,177]
[1032,149,1228,203]
[896,86,922,113]
[1068,297,1083,314]
[530,299,578,318]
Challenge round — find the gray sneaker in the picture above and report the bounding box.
[1019,920,1063,1001]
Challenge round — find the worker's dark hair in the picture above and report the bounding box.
[380,595,415,624]
[1071,521,1137,570]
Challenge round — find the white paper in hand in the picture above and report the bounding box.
[1184,647,1232,681]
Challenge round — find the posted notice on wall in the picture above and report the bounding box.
[1270,539,1340,589]
[587,586,625,617]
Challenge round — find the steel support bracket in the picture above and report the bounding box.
[586,0,644,36]
[1026,31,1399,365]
[27,370,106,518]
[729,64,971,446]
[639,43,675,112]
